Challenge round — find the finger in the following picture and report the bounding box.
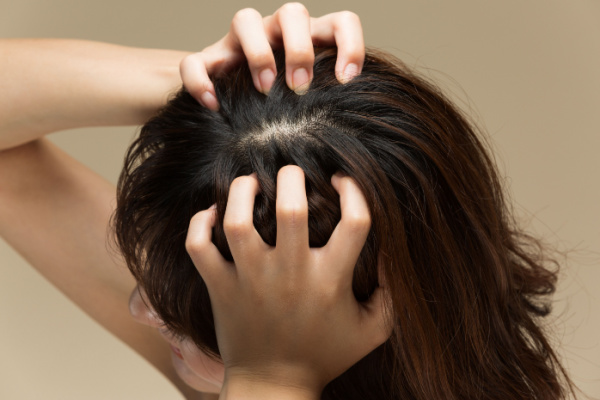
[223,174,265,264]
[185,207,232,286]
[229,8,277,94]
[310,11,365,83]
[325,173,371,275]
[275,165,309,263]
[179,53,220,110]
[270,3,315,94]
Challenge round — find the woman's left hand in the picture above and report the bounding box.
[179,3,365,110]
[185,166,391,400]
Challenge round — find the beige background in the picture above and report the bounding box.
[1,0,599,399]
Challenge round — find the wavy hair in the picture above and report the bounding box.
[114,48,573,399]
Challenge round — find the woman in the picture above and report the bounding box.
[0,3,576,400]
[0,4,388,399]
[116,44,577,399]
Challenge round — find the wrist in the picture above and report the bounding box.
[133,47,191,119]
[219,368,322,400]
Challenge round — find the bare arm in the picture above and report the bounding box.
[0,38,187,150]
[0,39,216,399]
[0,141,212,400]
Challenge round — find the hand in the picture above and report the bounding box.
[180,3,364,110]
[185,166,391,399]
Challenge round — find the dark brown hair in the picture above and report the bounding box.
[115,48,574,399]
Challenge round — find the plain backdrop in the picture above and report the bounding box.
[1,1,599,399]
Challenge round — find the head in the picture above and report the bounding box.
[115,48,572,399]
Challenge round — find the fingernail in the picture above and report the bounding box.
[209,203,217,210]
[292,68,310,95]
[259,69,275,95]
[341,63,359,84]
[200,91,219,110]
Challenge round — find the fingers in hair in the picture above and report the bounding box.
[326,173,371,282]
[275,165,310,264]
[311,11,364,83]
[186,207,231,286]
[230,8,277,94]
[223,174,265,266]
[271,3,315,94]
[179,53,219,110]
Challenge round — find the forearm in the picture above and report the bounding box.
[0,38,189,150]
[0,140,207,400]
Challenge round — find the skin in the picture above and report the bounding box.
[128,168,391,400]
[188,168,391,399]
[129,286,225,394]
[179,3,365,108]
[0,3,387,399]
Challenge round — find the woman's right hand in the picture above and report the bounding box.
[186,166,391,399]
[179,3,365,110]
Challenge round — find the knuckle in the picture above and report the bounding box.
[185,235,208,257]
[285,45,315,65]
[277,202,308,223]
[232,7,261,26]
[245,50,275,68]
[179,53,195,70]
[179,53,203,73]
[223,218,252,241]
[345,212,371,233]
[184,210,215,257]
[180,60,212,96]
[279,2,309,18]
[336,10,361,26]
